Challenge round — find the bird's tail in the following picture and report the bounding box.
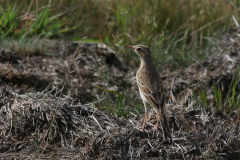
[159,113,172,141]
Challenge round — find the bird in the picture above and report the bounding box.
[125,44,171,140]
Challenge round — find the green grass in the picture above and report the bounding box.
[223,67,240,112]
[197,67,240,114]
[101,91,131,118]
[213,84,223,110]
[0,4,72,39]
[92,83,143,118]
[1,1,237,44]
[199,89,208,107]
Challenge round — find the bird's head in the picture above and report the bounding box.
[125,45,151,58]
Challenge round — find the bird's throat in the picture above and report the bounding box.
[140,57,154,69]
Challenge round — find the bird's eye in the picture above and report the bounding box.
[137,48,142,52]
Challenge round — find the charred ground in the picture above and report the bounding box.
[1,28,240,159]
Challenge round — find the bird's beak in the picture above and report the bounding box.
[125,45,134,50]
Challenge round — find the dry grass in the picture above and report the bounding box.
[1,1,240,159]
[1,86,240,159]
[1,26,240,159]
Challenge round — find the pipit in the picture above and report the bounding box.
[126,45,171,140]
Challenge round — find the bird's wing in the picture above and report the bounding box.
[137,79,164,110]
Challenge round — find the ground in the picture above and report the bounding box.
[0,28,240,159]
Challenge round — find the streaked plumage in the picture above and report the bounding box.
[126,45,171,140]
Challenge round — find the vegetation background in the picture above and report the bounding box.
[2,0,240,114]
[1,0,240,113]
[1,0,240,159]
[1,0,239,66]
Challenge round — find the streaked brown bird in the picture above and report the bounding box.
[125,45,171,140]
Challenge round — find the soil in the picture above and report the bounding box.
[1,28,240,159]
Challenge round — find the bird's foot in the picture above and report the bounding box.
[153,125,159,131]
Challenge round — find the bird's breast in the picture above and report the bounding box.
[139,88,149,103]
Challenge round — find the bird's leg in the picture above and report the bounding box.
[142,102,148,130]
[153,109,162,130]
[155,111,160,130]
[142,111,148,130]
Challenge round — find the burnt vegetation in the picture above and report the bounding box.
[1,0,240,159]
[1,27,240,159]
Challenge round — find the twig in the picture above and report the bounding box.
[90,115,103,130]
[17,4,56,19]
